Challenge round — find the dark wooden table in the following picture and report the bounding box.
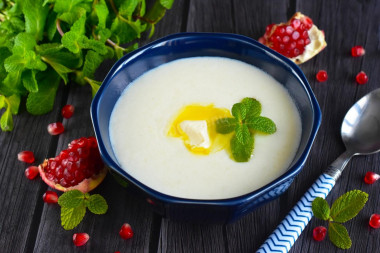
[1,0,380,252]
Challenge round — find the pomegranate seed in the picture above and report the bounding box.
[364,171,380,184]
[62,104,75,119]
[73,233,90,247]
[25,166,39,180]
[312,226,327,241]
[356,71,368,85]
[119,223,134,240]
[47,122,65,135]
[43,191,58,204]
[18,151,35,163]
[351,46,365,57]
[369,214,380,228]
[316,70,328,82]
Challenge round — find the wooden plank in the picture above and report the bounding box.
[0,87,67,252]
[159,220,226,252]
[30,0,188,252]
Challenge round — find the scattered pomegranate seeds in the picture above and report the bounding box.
[18,151,35,163]
[62,104,75,119]
[369,214,380,229]
[364,171,380,184]
[316,70,328,82]
[351,46,365,57]
[73,233,90,247]
[47,122,65,135]
[25,166,39,180]
[356,71,368,85]
[312,226,327,241]
[119,223,134,240]
[43,190,58,204]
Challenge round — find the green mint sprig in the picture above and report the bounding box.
[58,190,108,230]
[215,97,276,162]
[312,189,368,249]
[0,0,174,131]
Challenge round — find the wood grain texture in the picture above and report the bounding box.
[0,86,67,253]
[1,0,380,252]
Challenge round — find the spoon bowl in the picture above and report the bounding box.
[342,88,380,155]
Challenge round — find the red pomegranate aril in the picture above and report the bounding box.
[73,233,90,247]
[351,46,365,57]
[369,214,380,228]
[291,19,301,29]
[62,104,75,119]
[119,223,134,240]
[47,122,65,135]
[312,226,327,241]
[43,191,58,204]
[316,70,328,82]
[356,71,368,85]
[18,151,35,163]
[25,166,39,180]
[364,171,380,184]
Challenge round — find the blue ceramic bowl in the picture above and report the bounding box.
[91,33,321,223]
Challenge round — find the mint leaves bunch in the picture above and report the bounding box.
[215,97,276,162]
[0,0,174,131]
[58,190,108,230]
[312,190,368,249]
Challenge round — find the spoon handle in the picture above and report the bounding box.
[256,173,335,253]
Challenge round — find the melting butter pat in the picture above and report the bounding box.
[179,120,211,149]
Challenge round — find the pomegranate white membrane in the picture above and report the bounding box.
[109,57,302,199]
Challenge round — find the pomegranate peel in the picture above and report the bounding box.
[259,12,327,64]
[38,137,107,193]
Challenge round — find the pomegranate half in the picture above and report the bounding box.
[39,137,107,193]
[259,12,327,64]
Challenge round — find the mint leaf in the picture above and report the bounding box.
[2,71,26,96]
[215,117,237,134]
[245,116,276,134]
[0,107,13,131]
[94,0,109,29]
[58,190,85,208]
[110,17,139,44]
[4,54,27,72]
[79,37,108,55]
[119,0,139,19]
[86,194,108,214]
[8,94,21,115]
[61,204,86,230]
[57,6,87,25]
[42,56,73,84]
[235,124,251,144]
[230,133,254,162]
[312,197,330,221]
[61,13,86,53]
[330,190,368,223]
[145,0,167,24]
[241,97,261,118]
[160,0,175,9]
[85,78,101,98]
[26,70,60,115]
[231,103,246,122]
[46,11,57,41]
[23,0,49,41]
[0,48,11,80]
[12,32,36,55]
[22,69,38,92]
[328,222,352,249]
[0,96,5,109]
